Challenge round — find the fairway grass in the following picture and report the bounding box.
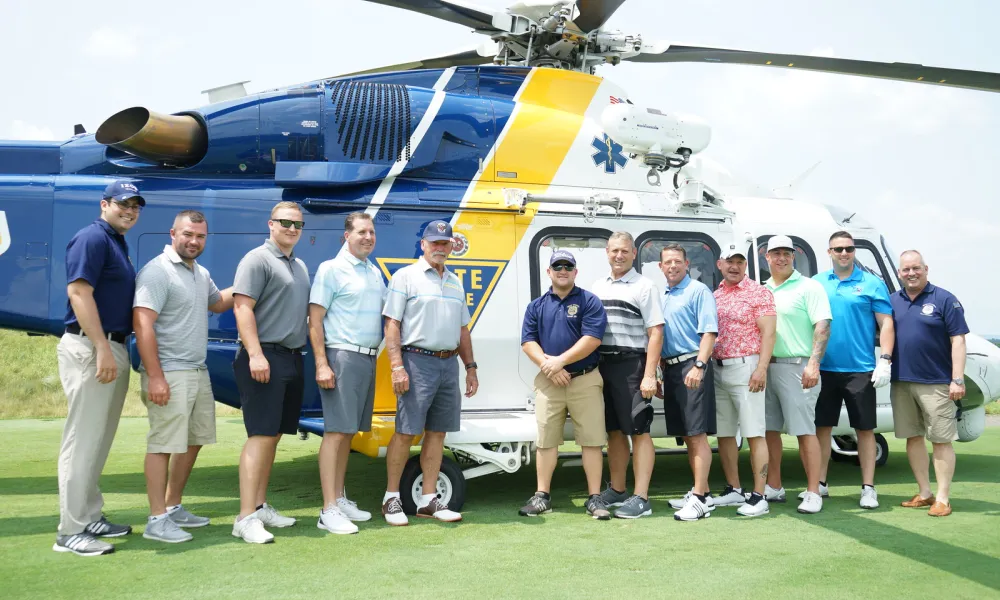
[1,419,999,599]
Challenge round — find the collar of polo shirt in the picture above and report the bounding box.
[827,264,862,282]
[264,238,294,259]
[768,269,802,289]
[666,273,692,292]
[897,281,936,301]
[96,218,125,240]
[162,244,195,269]
[607,267,639,283]
[339,247,366,266]
[719,274,754,291]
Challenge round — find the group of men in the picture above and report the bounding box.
[518,231,968,523]
[51,180,969,556]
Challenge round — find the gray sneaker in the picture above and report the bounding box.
[143,516,193,544]
[585,494,611,520]
[168,505,210,528]
[599,485,629,508]
[614,495,652,519]
[53,533,114,556]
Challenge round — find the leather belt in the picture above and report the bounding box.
[403,345,459,359]
[256,342,303,355]
[329,343,379,356]
[568,365,598,379]
[770,356,808,364]
[715,354,758,367]
[65,323,128,344]
[662,351,699,366]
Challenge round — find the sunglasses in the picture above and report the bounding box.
[275,219,305,230]
[830,246,856,254]
[551,263,575,272]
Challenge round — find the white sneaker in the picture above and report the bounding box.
[232,515,274,544]
[798,483,830,500]
[668,489,714,510]
[337,496,372,522]
[317,507,359,535]
[258,503,296,528]
[860,486,879,509]
[797,491,823,514]
[737,495,770,518]
[764,484,786,503]
[713,485,747,507]
[673,494,714,521]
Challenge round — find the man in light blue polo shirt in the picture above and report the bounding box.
[659,243,718,521]
[812,231,894,510]
[308,212,387,535]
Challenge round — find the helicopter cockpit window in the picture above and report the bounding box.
[755,235,817,281]
[637,238,721,291]
[535,233,611,297]
[853,240,897,294]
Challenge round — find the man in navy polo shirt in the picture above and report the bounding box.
[518,250,610,520]
[890,250,969,517]
[54,180,144,556]
[813,231,894,510]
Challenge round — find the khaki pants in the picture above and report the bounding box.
[56,333,130,535]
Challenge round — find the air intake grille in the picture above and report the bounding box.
[330,81,412,163]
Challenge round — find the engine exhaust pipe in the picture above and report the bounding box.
[95,107,208,166]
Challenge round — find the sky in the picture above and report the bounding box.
[2,0,998,333]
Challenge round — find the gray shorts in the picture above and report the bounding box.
[396,352,461,435]
[765,360,821,437]
[319,348,376,434]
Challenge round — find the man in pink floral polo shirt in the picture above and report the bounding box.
[711,247,777,517]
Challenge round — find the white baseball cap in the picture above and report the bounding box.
[720,246,746,260]
[766,235,795,253]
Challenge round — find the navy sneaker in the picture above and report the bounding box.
[84,516,132,538]
[518,492,553,517]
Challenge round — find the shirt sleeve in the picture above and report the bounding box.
[382,267,409,322]
[871,279,892,315]
[206,273,222,308]
[694,285,719,334]
[942,293,971,336]
[309,262,338,309]
[65,230,106,288]
[755,287,777,319]
[520,300,539,345]
[232,252,268,301]
[805,280,834,324]
[133,264,168,313]
[639,281,665,328]
[580,293,608,340]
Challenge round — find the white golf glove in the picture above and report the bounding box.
[871,359,891,388]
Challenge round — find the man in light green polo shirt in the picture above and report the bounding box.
[762,235,832,514]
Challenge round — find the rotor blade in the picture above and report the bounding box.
[573,0,627,33]
[626,44,1000,93]
[361,0,500,32]
[331,47,491,78]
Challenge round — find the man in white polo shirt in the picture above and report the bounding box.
[308,212,387,535]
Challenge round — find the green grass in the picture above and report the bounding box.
[2,418,999,600]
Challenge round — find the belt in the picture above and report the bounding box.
[403,345,459,359]
[329,343,379,356]
[662,351,699,366]
[600,350,645,363]
[567,365,598,379]
[715,354,758,367]
[256,342,303,354]
[65,323,129,344]
[770,356,808,364]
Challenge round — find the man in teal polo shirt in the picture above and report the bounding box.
[813,231,894,510]
[763,235,832,514]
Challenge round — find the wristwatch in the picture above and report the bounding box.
[694,360,706,370]
[879,354,892,361]
[465,361,478,370]
[952,378,965,386]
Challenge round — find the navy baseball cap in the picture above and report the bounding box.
[549,250,577,267]
[422,220,453,242]
[103,180,145,206]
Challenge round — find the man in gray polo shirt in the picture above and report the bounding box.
[231,201,311,544]
[134,210,234,543]
[308,212,387,535]
[381,220,479,526]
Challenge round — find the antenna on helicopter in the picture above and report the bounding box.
[201,81,250,104]
[73,124,86,135]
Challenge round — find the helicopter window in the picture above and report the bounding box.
[634,234,722,291]
[755,235,817,281]
[530,229,612,299]
[881,234,903,290]
[853,240,897,294]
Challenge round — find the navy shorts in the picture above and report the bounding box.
[662,357,716,437]
[395,352,461,435]
[233,345,304,437]
[816,371,877,430]
[599,354,652,435]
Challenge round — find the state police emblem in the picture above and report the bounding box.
[921,303,935,316]
[567,304,579,317]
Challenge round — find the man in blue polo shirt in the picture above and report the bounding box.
[54,180,144,556]
[519,250,610,520]
[659,243,718,522]
[813,231,894,510]
[890,250,969,517]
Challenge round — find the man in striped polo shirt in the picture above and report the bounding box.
[593,232,664,519]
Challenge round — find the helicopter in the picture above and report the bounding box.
[1,0,999,513]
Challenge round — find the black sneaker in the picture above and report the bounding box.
[518,492,553,517]
[53,533,114,556]
[84,516,132,538]
[599,484,628,508]
[713,484,748,507]
[585,494,611,520]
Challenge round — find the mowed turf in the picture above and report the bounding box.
[2,420,999,599]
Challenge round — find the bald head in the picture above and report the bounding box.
[899,249,925,266]
[898,249,929,296]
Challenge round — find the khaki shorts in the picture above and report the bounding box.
[764,360,820,437]
[141,369,217,454]
[714,355,766,438]
[534,369,606,449]
[890,381,958,443]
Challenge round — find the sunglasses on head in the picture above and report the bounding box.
[830,246,856,254]
[275,219,305,230]
[551,263,575,272]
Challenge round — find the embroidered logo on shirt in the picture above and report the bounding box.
[921,303,935,316]
[567,304,579,317]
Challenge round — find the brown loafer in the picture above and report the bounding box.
[928,501,952,517]
[901,494,935,508]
